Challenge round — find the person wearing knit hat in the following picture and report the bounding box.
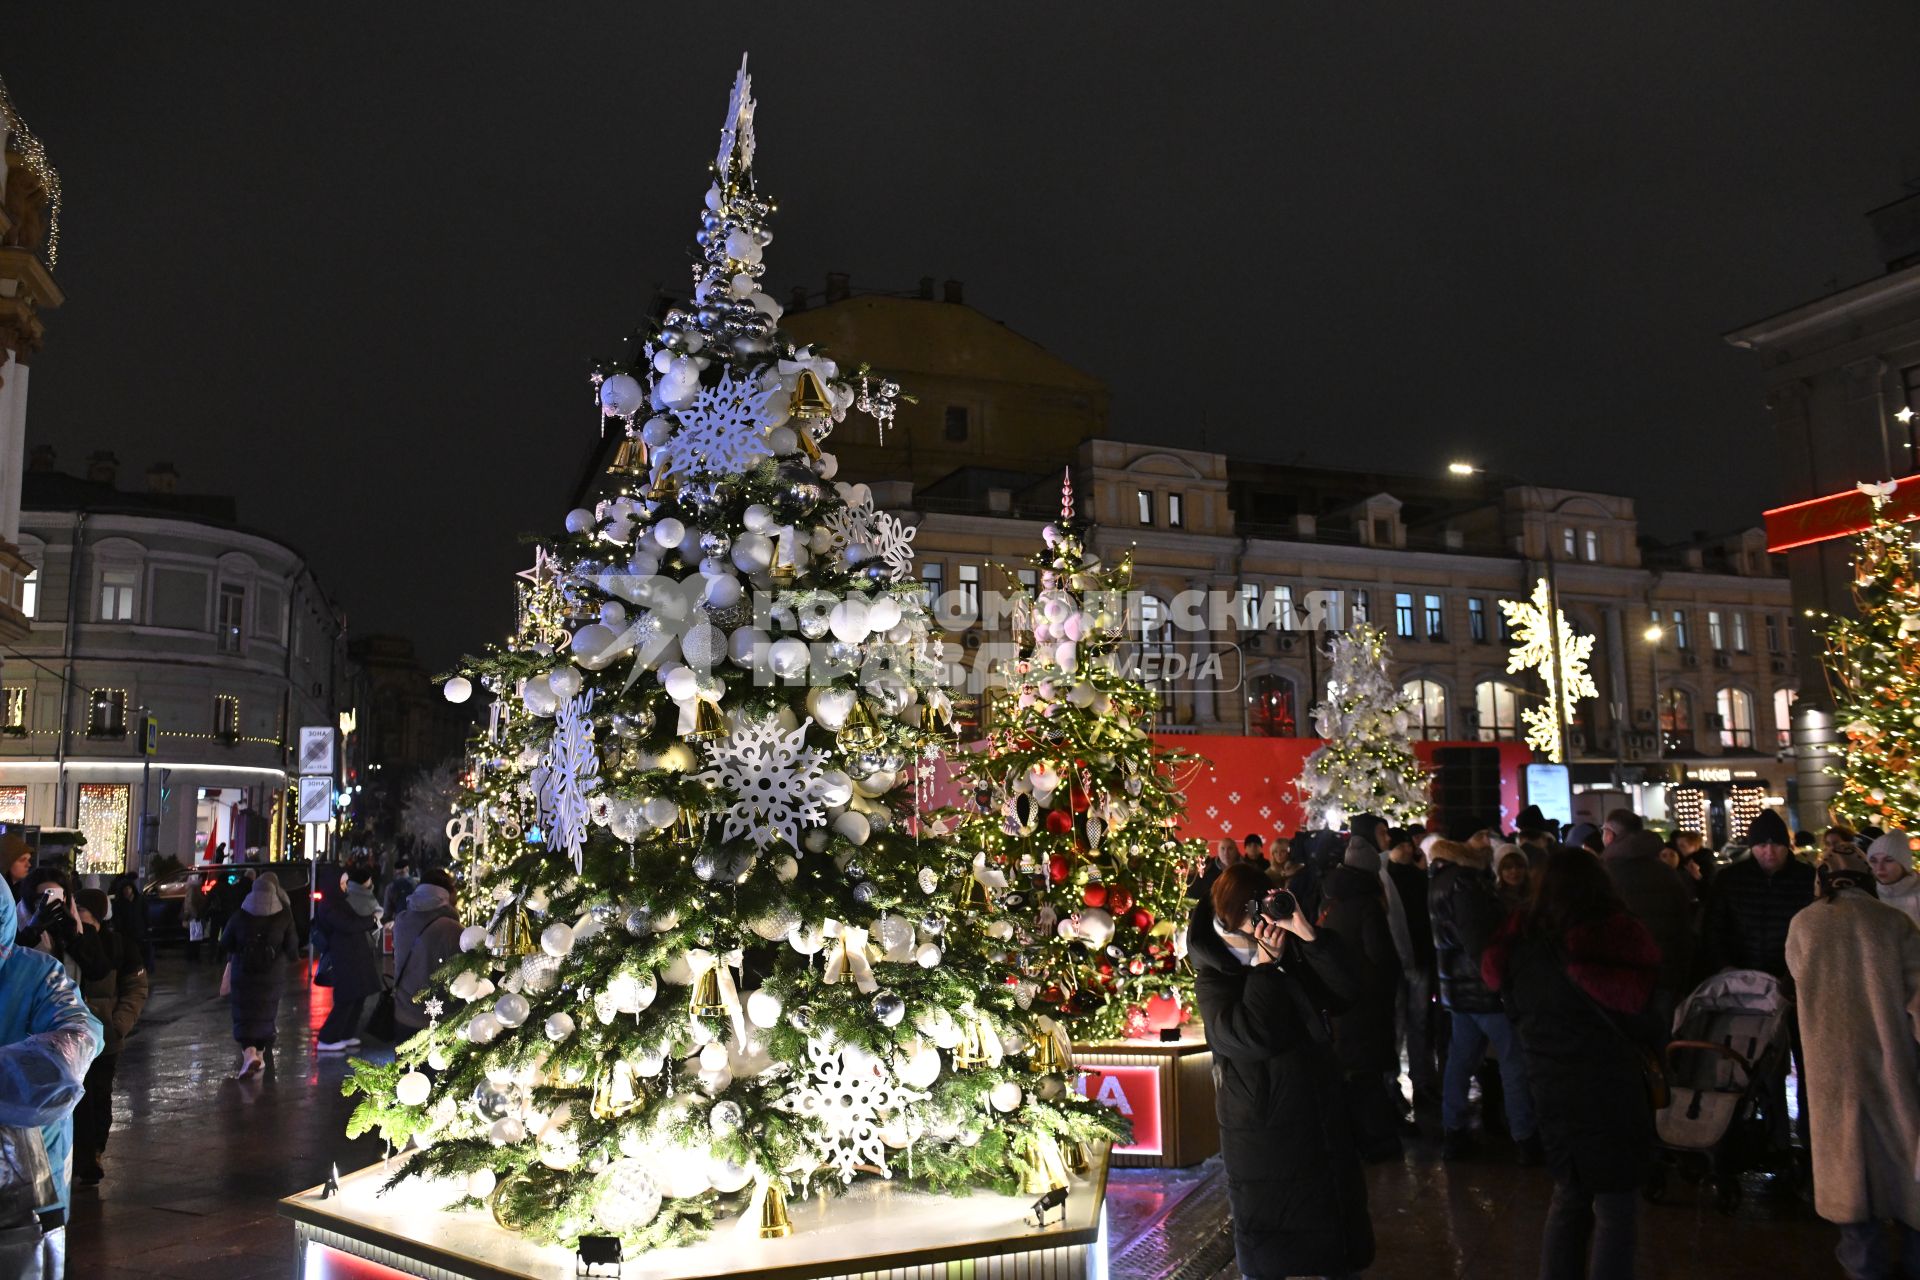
[1788,831,1920,1273]
[1744,809,1791,851]
[1864,831,1920,927]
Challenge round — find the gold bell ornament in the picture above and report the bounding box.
[589,1060,641,1119]
[492,905,538,958]
[608,435,650,479]
[1027,1024,1070,1075]
[951,1016,991,1070]
[690,964,728,1019]
[837,698,884,752]
[759,1176,793,1239]
[645,468,680,503]
[687,698,729,741]
[787,369,832,460]
[1014,1133,1072,1195]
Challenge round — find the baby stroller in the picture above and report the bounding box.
[1644,969,1791,1213]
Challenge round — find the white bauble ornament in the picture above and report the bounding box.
[468,1012,503,1044]
[915,942,943,969]
[427,1046,450,1071]
[565,508,596,535]
[569,623,615,663]
[897,1040,942,1089]
[866,596,902,633]
[990,1080,1025,1113]
[706,1159,753,1194]
[549,666,582,699]
[829,599,871,644]
[746,988,783,1029]
[541,922,576,958]
[636,1050,665,1077]
[467,1168,498,1199]
[599,374,645,417]
[459,925,488,953]
[656,356,701,408]
[642,796,680,830]
[853,769,897,798]
[442,676,472,704]
[832,811,871,845]
[592,1159,662,1233]
[698,1041,730,1071]
[520,680,558,717]
[494,991,530,1028]
[818,768,854,807]
[396,1071,432,1107]
[769,637,811,679]
[663,1155,711,1200]
[607,971,656,1013]
[788,922,826,955]
[807,687,856,732]
[652,517,686,549]
[1076,907,1115,949]
[728,625,770,668]
[731,531,774,573]
[543,1012,576,1042]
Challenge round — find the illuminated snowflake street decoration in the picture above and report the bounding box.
[650,370,783,483]
[868,510,918,581]
[539,690,600,870]
[1500,579,1598,764]
[782,1037,927,1184]
[693,714,829,851]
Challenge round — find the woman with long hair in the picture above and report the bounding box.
[1482,847,1662,1280]
[1189,861,1374,1278]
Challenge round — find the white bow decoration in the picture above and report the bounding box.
[821,920,878,994]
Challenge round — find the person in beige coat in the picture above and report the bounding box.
[1785,847,1920,1280]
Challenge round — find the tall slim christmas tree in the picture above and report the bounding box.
[1296,623,1431,828]
[946,474,1202,1041]
[346,59,1117,1250]
[1825,482,1920,832]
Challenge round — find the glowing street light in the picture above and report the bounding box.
[1643,622,1664,643]
[1447,461,1479,476]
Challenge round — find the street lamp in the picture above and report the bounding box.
[1447,460,1478,477]
[1643,622,1664,644]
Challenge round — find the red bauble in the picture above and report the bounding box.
[1040,982,1064,1004]
[1083,885,1110,909]
[1097,960,1116,976]
[1047,853,1070,884]
[1044,809,1074,835]
[1127,957,1147,976]
[1129,907,1155,932]
[1107,886,1135,914]
[1122,1005,1151,1037]
[1068,784,1091,813]
[1143,991,1184,1031]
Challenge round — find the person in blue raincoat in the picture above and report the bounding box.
[0,875,103,1215]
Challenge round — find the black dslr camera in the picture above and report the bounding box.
[1244,887,1298,928]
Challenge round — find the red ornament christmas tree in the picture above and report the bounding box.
[947,472,1204,1040]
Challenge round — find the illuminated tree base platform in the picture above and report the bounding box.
[281,1149,1112,1280]
[1075,1035,1219,1169]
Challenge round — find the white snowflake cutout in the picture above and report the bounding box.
[540,690,600,871]
[868,510,918,580]
[823,491,880,552]
[781,1038,927,1184]
[693,714,829,851]
[650,370,782,482]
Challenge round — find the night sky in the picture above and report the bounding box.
[13,4,1920,667]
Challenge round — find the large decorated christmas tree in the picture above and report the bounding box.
[1825,481,1920,832]
[944,475,1202,1041]
[345,58,1119,1251]
[1296,622,1431,828]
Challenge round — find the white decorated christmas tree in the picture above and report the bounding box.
[345,58,1118,1251]
[1295,622,1431,828]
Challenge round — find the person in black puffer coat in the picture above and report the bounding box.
[1320,840,1404,1161]
[1191,863,1373,1279]
[1429,837,1539,1160]
[1483,848,1662,1280]
[221,875,298,1078]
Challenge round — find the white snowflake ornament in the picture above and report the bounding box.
[781,1038,928,1184]
[693,714,829,851]
[649,370,783,483]
[867,510,918,581]
[539,690,600,871]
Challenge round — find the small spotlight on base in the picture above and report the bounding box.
[1026,1185,1069,1229]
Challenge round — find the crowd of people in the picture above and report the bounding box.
[1191,808,1920,1280]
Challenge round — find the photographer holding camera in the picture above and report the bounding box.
[1190,861,1375,1279]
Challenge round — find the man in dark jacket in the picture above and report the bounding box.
[1429,838,1539,1161]
[1703,809,1817,1154]
[1600,826,1693,1031]
[393,873,461,1033]
[69,889,148,1186]
[1515,804,1556,869]
[1321,840,1404,1161]
[1386,833,1439,1106]
[315,863,382,1052]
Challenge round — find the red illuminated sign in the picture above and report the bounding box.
[1765,476,1920,552]
[1076,1063,1163,1155]
[304,1242,418,1280]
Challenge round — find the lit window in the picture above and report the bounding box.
[1474,680,1523,740]
[75,783,130,876]
[215,695,240,742]
[1774,687,1796,748]
[217,584,246,653]
[1016,569,1037,590]
[956,565,980,618]
[1271,585,1296,631]
[1716,687,1754,749]
[87,688,128,738]
[1671,610,1690,650]
[0,787,23,823]
[1584,530,1599,562]
[1167,494,1184,529]
[100,569,136,622]
[1562,528,1577,557]
[1394,592,1415,638]
[1137,595,1176,724]
[1423,593,1445,640]
[1468,597,1487,643]
[1708,611,1724,650]
[1251,674,1297,737]
[1660,687,1694,753]
[1401,678,1448,740]
[1731,613,1748,653]
[1238,584,1262,631]
[1,688,24,734]
[18,568,35,620]
[1136,490,1153,526]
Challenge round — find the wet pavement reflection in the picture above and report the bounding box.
[68,956,1839,1279]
